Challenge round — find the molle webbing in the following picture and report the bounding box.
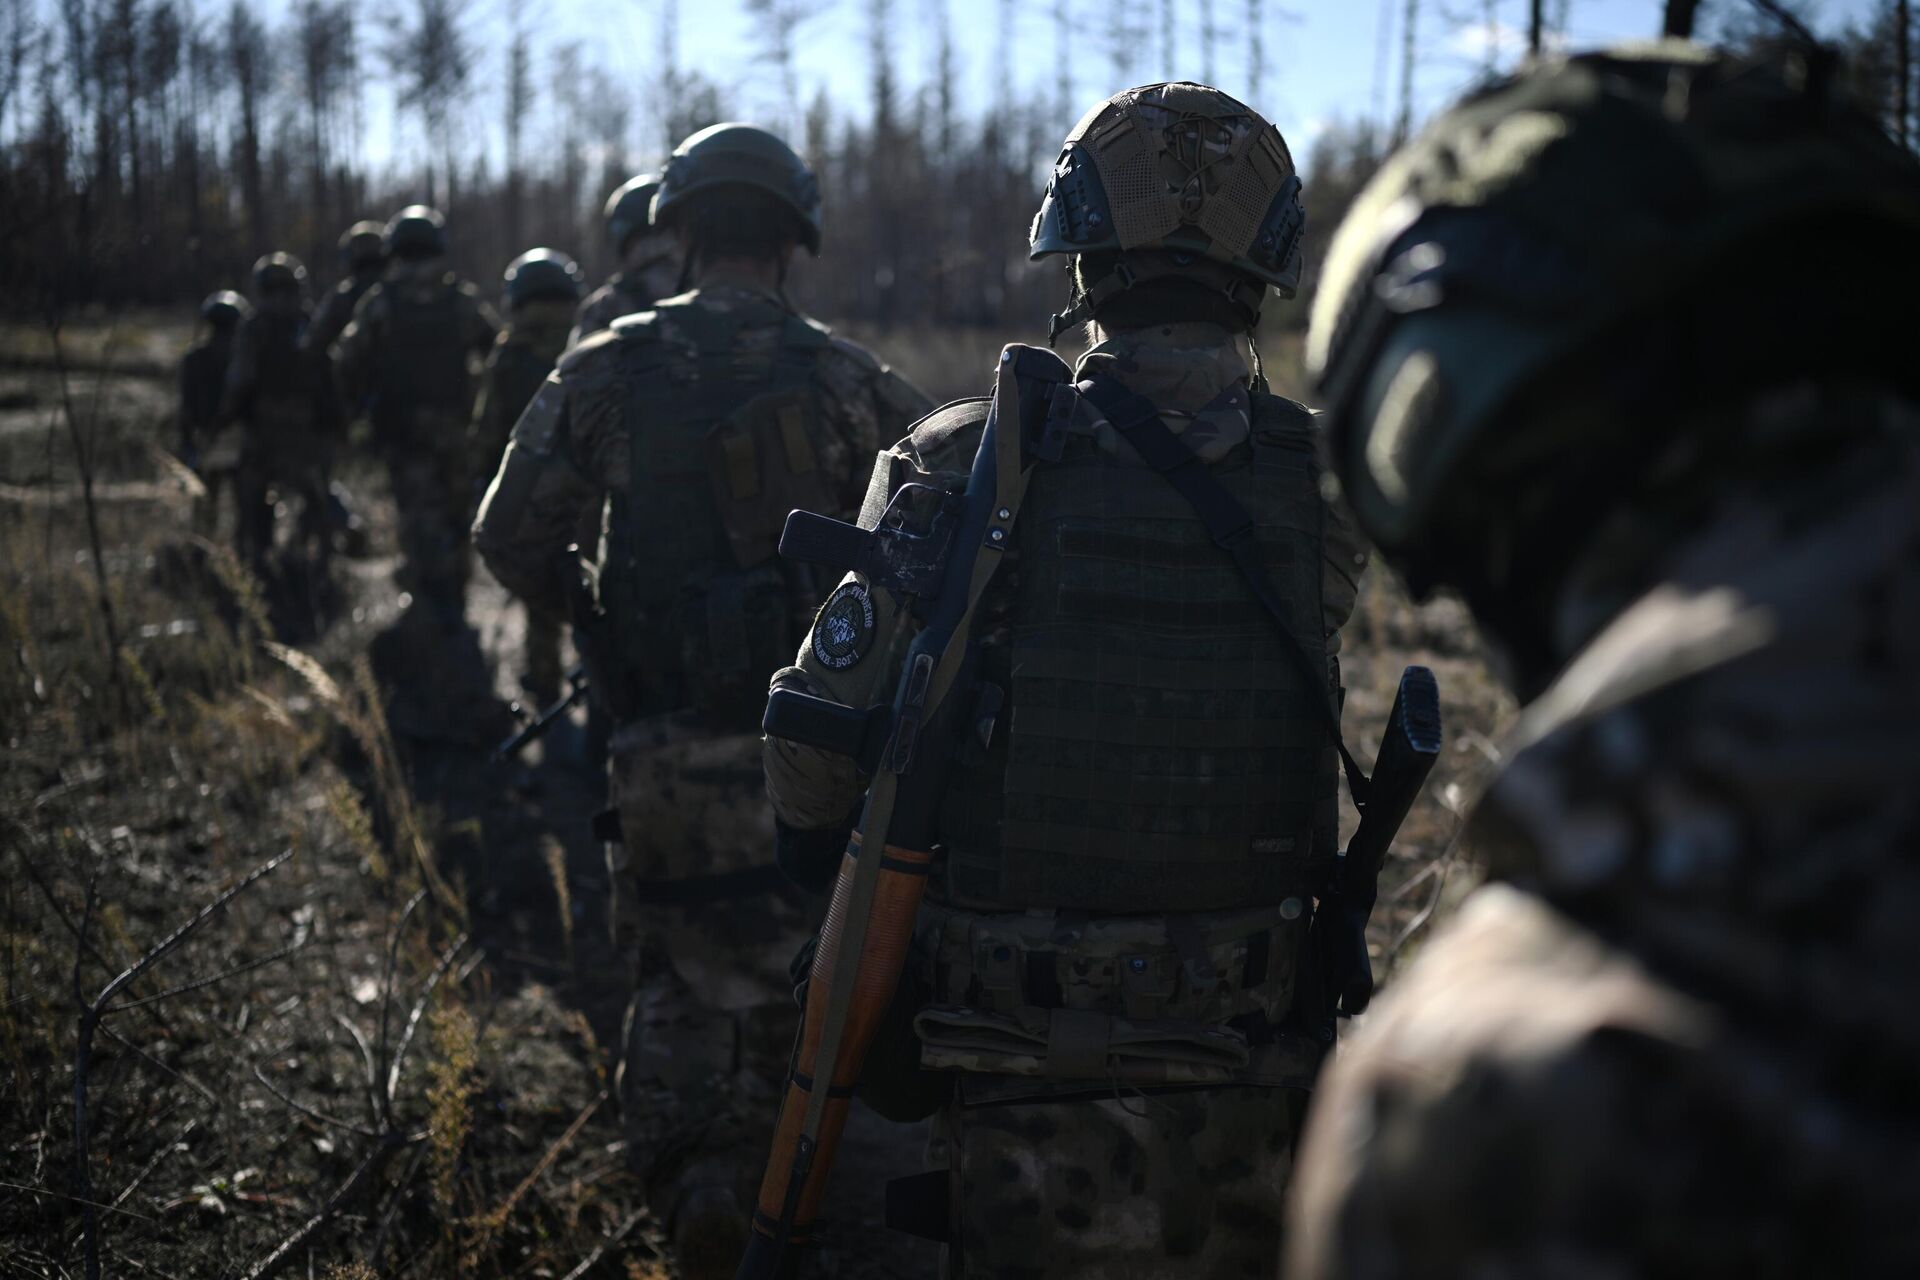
[940,390,1338,914]
[378,282,470,413]
[602,300,833,719]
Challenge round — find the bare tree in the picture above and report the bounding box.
[0,0,36,133]
[228,0,270,253]
[1396,0,1418,143]
[1899,0,1911,148]
[1662,0,1700,38]
[292,0,356,255]
[385,0,472,207]
[1248,0,1265,103]
[1200,0,1218,85]
[1054,0,1074,126]
[744,0,823,143]
[503,21,533,249]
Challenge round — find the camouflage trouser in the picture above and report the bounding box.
[937,1085,1307,1279]
[523,607,562,704]
[386,446,469,619]
[607,716,813,1273]
[237,441,332,570]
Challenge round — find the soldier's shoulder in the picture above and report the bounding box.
[1250,389,1318,438]
[554,323,632,378]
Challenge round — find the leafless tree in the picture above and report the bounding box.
[384,0,473,207]
[744,0,824,143]
[227,0,269,253]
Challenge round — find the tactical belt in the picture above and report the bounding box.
[1073,373,1374,811]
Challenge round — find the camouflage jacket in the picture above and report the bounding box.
[178,337,232,452]
[304,271,380,359]
[221,306,338,438]
[470,298,575,484]
[764,323,1370,831]
[568,260,679,349]
[1288,385,1920,1279]
[330,258,499,423]
[473,277,932,625]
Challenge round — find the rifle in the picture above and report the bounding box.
[738,346,1065,1280]
[493,663,589,760]
[1296,665,1443,1035]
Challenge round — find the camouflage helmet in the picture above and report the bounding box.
[502,247,584,308]
[199,290,249,328]
[1032,83,1305,337]
[651,124,822,254]
[384,204,448,258]
[338,220,386,271]
[1310,43,1920,586]
[604,174,662,253]
[251,252,308,298]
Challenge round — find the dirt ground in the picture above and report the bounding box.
[0,316,1511,1278]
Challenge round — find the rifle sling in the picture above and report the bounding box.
[1074,373,1372,811]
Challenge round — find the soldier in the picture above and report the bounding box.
[225,253,339,573]
[1287,44,1920,1278]
[178,290,249,536]
[473,123,930,1273]
[569,173,682,347]
[305,220,387,357]
[334,205,498,624]
[758,84,1366,1277]
[472,248,584,704]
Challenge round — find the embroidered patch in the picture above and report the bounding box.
[812,581,876,671]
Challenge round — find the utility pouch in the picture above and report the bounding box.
[913,1004,1252,1085]
[706,383,835,570]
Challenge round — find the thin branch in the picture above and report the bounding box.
[558,1208,651,1280]
[251,1062,383,1140]
[487,1087,608,1224]
[373,888,428,1129]
[102,938,307,1015]
[386,932,469,1103]
[238,1133,414,1280]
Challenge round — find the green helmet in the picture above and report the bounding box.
[384,204,448,259]
[200,290,249,328]
[251,252,308,298]
[339,220,386,272]
[1310,43,1920,591]
[652,123,822,254]
[502,247,584,308]
[1032,83,1305,337]
[604,174,662,254]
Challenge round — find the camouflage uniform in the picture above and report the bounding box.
[226,262,339,569]
[569,260,679,349]
[179,295,244,536]
[1288,46,1920,1279]
[334,255,497,619]
[762,86,1361,1277]
[307,266,384,360]
[472,293,576,702]
[472,272,930,1247]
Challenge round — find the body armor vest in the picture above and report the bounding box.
[246,312,324,430]
[490,337,559,429]
[600,296,838,726]
[936,390,1338,915]
[374,279,469,419]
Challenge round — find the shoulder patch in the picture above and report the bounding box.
[812,581,877,671]
[506,375,567,454]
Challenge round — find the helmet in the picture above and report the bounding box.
[503,248,584,308]
[384,204,448,258]
[251,252,308,298]
[1309,43,1920,583]
[1031,83,1305,335]
[338,220,386,271]
[604,174,662,253]
[200,290,249,328]
[652,124,822,254]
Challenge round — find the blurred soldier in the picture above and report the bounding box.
[1289,44,1920,1279]
[474,123,929,1274]
[178,290,249,536]
[759,84,1365,1278]
[225,253,339,572]
[472,248,584,704]
[305,220,388,357]
[569,173,682,347]
[334,205,498,624]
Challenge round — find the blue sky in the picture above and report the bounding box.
[343,0,1880,172]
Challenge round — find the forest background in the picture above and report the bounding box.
[1,0,1913,347]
